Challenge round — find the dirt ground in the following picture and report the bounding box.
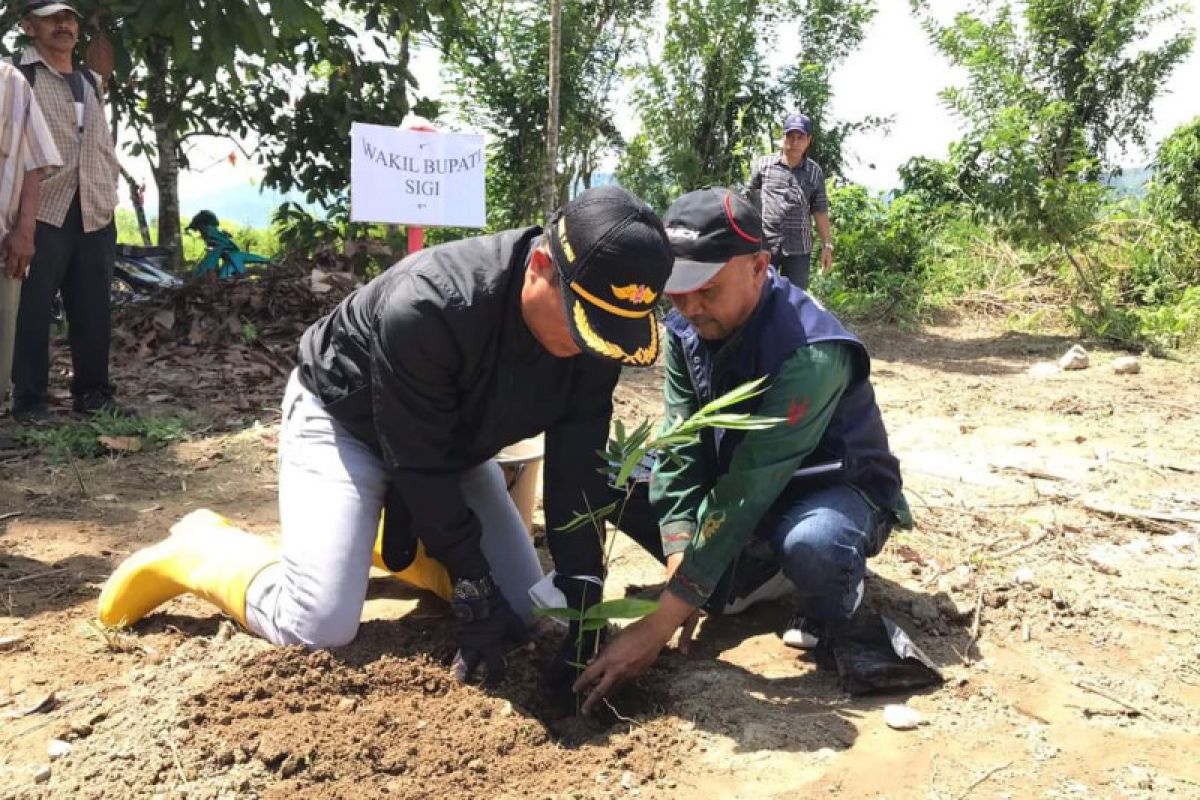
[1,317,1198,799]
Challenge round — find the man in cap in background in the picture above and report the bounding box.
[575,187,909,712]
[10,0,126,420]
[98,185,676,688]
[747,112,833,290]
[0,52,61,428]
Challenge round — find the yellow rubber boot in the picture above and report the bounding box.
[97,509,277,629]
[371,514,452,602]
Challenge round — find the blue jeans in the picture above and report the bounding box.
[764,484,891,624]
[612,482,891,623]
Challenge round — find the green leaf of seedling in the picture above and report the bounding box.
[691,413,786,430]
[555,499,621,532]
[534,606,582,621]
[693,376,770,417]
[583,598,659,620]
[580,618,607,631]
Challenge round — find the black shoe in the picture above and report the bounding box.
[12,400,53,424]
[73,390,138,418]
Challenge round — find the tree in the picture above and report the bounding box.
[1149,116,1200,229]
[618,0,777,211]
[914,0,1193,240]
[778,0,884,178]
[618,0,880,211]
[441,0,650,228]
[81,0,328,269]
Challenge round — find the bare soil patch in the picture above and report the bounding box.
[2,316,1198,799]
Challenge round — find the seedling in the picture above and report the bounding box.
[536,376,784,703]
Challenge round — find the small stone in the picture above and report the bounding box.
[1111,356,1140,375]
[33,765,51,783]
[468,758,485,773]
[1028,361,1061,378]
[498,700,514,717]
[1127,765,1154,790]
[47,739,72,760]
[1058,344,1090,371]
[1012,567,1037,587]
[620,771,636,790]
[983,591,1008,609]
[69,721,93,738]
[1038,586,1054,600]
[279,754,305,778]
[336,697,356,712]
[214,621,236,643]
[884,704,922,730]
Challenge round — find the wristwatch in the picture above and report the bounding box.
[823,241,834,251]
[451,575,498,622]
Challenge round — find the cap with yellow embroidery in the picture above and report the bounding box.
[546,186,673,366]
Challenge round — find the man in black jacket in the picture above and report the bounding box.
[98,186,674,685]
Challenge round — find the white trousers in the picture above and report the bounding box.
[245,371,544,647]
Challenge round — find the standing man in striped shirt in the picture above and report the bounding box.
[746,112,833,291]
[0,59,61,423]
[10,0,127,421]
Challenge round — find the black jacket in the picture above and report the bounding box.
[296,228,617,579]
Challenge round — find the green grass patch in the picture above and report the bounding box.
[16,412,195,461]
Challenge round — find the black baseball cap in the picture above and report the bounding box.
[547,186,673,367]
[661,188,764,294]
[20,0,80,17]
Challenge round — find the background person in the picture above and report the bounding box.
[0,57,60,428]
[9,0,126,420]
[746,112,833,290]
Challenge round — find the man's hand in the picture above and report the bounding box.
[572,589,697,714]
[6,225,36,278]
[820,245,833,275]
[450,578,529,686]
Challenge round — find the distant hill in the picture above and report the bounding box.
[180,183,312,228]
[1105,165,1153,198]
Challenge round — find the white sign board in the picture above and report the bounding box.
[350,123,486,227]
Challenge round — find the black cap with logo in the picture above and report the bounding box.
[661,187,765,294]
[547,186,673,366]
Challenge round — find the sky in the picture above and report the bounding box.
[123,2,1200,218]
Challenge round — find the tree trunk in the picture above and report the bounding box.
[144,40,183,272]
[544,0,562,215]
[119,165,152,246]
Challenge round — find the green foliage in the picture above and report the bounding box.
[114,209,282,267]
[915,0,1193,245]
[441,0,650,228]
[16,414,193,462]
[778,0,886,178]
[1148,116,1200,229]
[618,0,776,203]
[620,0,879,203]
[557,377,784,534]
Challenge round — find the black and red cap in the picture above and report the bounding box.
[661,188,764,294]
[546,185,673,367]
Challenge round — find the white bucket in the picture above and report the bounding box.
[496,435,544,536]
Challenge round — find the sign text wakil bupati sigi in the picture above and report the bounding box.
[350,122,486,227]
